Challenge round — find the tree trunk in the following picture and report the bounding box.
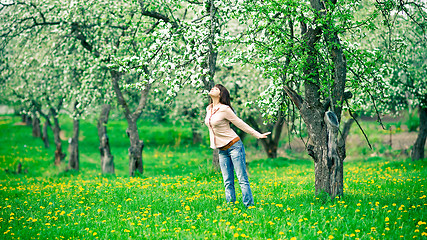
[31,111,41,138]
[52,110,65,165]
[338,116,355,150]
[42,120,50,148]
[111,70,148,176]
[212,149,220,171]
[248,112,284,159]
[67,118,79,170]
[284,3,346,199]
[202,0,221,172]
[261,140,278,158]
[411,105,427,160]
[97,104,115,174]
[191,125,202,145]
[22,114,32,126]
[127,120,144,176]
[303,111,344,200]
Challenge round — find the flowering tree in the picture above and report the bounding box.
[216,0,400,199]
[372,0,427,160]
[1,0,184,175]
[0,33,71,166]
[0,0,123,172]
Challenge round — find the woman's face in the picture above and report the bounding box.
[208,86,221,98]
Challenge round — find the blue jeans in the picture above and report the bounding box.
[218,140,254,207]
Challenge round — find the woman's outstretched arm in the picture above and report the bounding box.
[223,106,271,139]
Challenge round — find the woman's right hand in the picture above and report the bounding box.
[258,132,271,139]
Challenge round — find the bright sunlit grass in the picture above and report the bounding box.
[0,115,426,239]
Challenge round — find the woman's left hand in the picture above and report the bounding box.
[258,132,271,139]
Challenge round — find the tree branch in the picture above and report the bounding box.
[138,0,178,28]
[283,85,303,110]
[345,99,373,150]
[348,67,385,129]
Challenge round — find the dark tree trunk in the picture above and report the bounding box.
[31,111,41,138]
[411,105,427,160]
[212,149,220,171]
[191,125,202,145]
[262,141,278,159]
[42,120,50,148]
[338,115,355,151]
[22,114,32,126]
[17,162,22,174]
[111,70,148,176]
[283,0,347,199]
[304,110,344,199]
[310,0,346,199]
[199,0,220,172]
[67,118,79,170]
[127,120,144,176]
[51,109,65,165]
[341,117,355,143]
[97,104,115,174]
[247,111,284,159]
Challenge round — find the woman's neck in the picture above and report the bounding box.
[212,98,220,107]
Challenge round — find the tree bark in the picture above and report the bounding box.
[22,113,32,126]
[67,118,79,170]
[411,105,427,160]
[283,0,347,199]
[338,116,355,154]
[212,149,220,171]
[191,125,202,145]
[111,70,148,176]
[309,0,345,199]
[51,109,65,165]
[97,104,115,174]
[202,0,220,172]
[42,120,50,148]
[262,141,278,159]
[126,120,144,176]
[251,109,285,159]
[31,111,41,138]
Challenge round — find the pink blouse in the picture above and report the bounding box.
[205,104,263,149]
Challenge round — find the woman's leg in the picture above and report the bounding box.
[229,140,254,207]
[218,150,236,203]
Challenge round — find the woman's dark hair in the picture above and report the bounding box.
[210,84,234,112]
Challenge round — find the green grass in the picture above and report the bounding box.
[0,115,426,239]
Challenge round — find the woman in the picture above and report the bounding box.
[205,84,270,207]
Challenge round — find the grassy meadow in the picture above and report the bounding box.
[0,115,426,239]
